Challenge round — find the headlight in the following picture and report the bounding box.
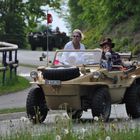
[93,71,101,79]
[30,71,38,79]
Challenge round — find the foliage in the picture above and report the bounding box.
[0,0,61,48]
[67,0,140,52]
[68,0,84,30]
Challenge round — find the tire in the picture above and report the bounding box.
[91,87,111,122]
[125,84,140,118]
[26,87,48,124]
[67,109,83,119]
[42,67,80,81]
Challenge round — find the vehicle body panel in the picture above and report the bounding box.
[30,49,140,110]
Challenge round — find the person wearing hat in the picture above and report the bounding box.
[63,29,86,50]
[100,38,122,70]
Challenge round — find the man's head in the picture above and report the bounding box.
[100,38,115,52]
[56,27,60,32]
[72,29,84,43]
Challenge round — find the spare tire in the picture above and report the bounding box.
[42,67,80,81]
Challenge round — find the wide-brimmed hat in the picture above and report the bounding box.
[100,38,115,48]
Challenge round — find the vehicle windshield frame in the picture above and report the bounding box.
[52,49,102,66]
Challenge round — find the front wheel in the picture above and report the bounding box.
[26,87,48,124]
[91,87,111,122]
[125,84,140,118]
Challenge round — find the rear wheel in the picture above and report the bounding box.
[26,87,48,124]
[125,84,140,118]
[91,87,111,121]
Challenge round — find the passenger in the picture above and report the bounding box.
[61,29,86,65]
[54,26,61,34]
[64,29,86,50]
[100,38,122,70]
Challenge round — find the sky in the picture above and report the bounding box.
[40,5,70,35]
[49,10,69,34]
[22,1,70,34]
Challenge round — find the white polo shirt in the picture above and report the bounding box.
[64,41,85,50]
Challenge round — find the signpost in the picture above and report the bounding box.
[46,11,53,66]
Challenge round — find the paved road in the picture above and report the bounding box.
[18,50,54,66]
[0,50,54,109]
[0,66,35,109]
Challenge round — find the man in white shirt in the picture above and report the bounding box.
[64,29,86,50]
[62,29,86,65]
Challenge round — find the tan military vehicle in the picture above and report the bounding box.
[26,49,140,123]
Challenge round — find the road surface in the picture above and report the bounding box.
[0,50,54,109]
[18,50,54,66]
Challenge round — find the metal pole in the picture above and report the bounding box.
[9,50,12,79]
[46,10,49,66]
[14,50,18,76]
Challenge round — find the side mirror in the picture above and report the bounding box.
[39,52,48,61]
[42,52,47,58]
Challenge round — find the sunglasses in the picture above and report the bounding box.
[73,35,80,38]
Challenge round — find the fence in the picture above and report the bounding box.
[0,42,18,85]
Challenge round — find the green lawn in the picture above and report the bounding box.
[0,107,25,114]
[0,71,30,95]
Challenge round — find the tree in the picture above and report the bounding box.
[67,0,140,49]
[68,0,84,30]
[0,0,61,48]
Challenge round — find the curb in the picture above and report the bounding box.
[0,112,26,121]
[0,110,66,121]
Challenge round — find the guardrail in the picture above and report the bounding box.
[0,42,18,85]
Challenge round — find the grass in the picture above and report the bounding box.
[0,129,136,140]
[0,71,30,95]
[0,114,140,140]
[0,107,25,114]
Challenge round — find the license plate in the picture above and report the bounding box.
[45,80,61,85]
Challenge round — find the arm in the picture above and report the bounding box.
[112,52,122,65]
